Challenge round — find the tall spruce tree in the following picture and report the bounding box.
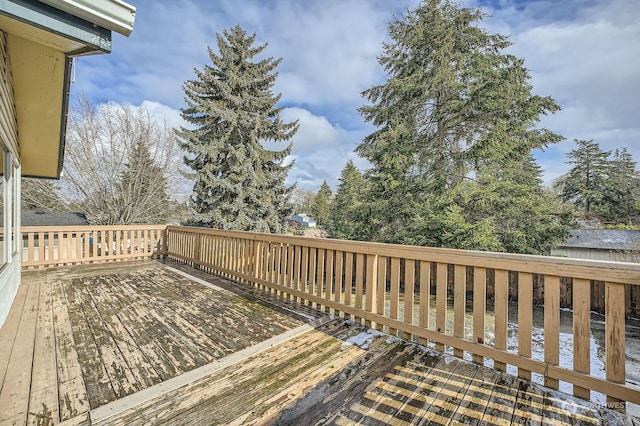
[355,0,563,252]
[312,180,332,226]
[463,154,567,254]
[329,161,367,240]
[601,147,640,223]
[556,139,611,218]
[178,26,297,232]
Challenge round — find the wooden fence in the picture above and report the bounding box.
[164,225,640,411]
[21,225,166,268]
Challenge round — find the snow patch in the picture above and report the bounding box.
[293,312,317,323]
[341,329,386,350]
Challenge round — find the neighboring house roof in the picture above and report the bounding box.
[0,0,136,178]
[21,211,89,226]
[291,214,317,228]
[556,229,640,251]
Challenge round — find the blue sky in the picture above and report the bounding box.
[71,0,640,194]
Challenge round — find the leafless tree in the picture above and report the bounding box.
[60,95,186,224]
[21,178,66,211]
[290,187,316,214]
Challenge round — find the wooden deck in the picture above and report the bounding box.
[0,260,637,425]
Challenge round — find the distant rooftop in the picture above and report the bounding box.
[557,229,640,250]
[21,211,89,227]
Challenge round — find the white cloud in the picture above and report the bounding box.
[472,0,640,184]
[139,100,188,130]
[70,0,640,190]
[264,107,368,190]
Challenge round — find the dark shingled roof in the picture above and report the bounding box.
[21,211,89,227]
[557,229,640,250]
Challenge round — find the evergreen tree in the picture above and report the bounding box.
[312,180,332,226]
[116,138,169,224]
[355,0,563,252]
[463,154,568,254]
[329,161,367,240]
[178,26,297,233]
[602,147,640,223]
[556,139,611,217]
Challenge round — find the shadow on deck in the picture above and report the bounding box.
[0,260,637,425]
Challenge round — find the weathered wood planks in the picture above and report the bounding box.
[0,282,40,425]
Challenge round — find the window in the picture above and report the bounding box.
[0,150,5,266]
[11,163,18,255]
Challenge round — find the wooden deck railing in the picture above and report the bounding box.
[21,225,166,268]
[164,225,640,412]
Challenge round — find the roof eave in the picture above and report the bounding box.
[37,0,136,37]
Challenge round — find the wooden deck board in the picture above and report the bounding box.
[128,270,248,357]
[52,279,91,421]
[28,280,60,425]
[102,272,210,371]
[0,282,40,425]
[417,360,480,425]
[62,278,118,408]
[480,369,520,424]
[0,282,28,391]
[95,275,181,381]
[450,366,500,425]
[92,319,358,425]
[0,260,637,426]
[335,349,442,425]
[76,275,163,389]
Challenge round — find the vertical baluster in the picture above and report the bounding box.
[253,240,262,285]
[473,267,486,365]
[344,252,353,316]
[27,232,34,265]
[453,264,465,358]
[494,269,508,372]
[301,247,309,305]
[334,250,344,316]
[606,281,626,411]
[354,253,364,323]
[294,245,302,302]
[308,247,317,307]
[314,248,324,307]
[419,261,431,346]
[376,256,387,332]
[325,250,334,314]
[572,278,591,399]
[365,254,378,328]
[269,242,276,285]
[518,272,533,381]
[389,257,400,336]
[287,244,296,299]
[404,260,416,342]
[435,262,447,352]
[544,275,560,390]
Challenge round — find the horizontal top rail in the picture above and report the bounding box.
[22,225,167,233]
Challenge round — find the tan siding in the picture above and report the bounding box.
[551,247,613,261]
[0,30,20,329]
[0,30,19,154]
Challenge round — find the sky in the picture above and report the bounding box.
[71,0,640,194]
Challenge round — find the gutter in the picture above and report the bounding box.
[37,0,135,36]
